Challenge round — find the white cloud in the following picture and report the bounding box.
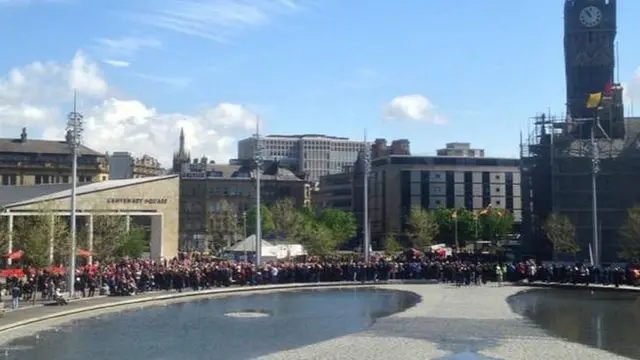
[130,0,303,42]
[93,36,162,57]
[102,59,130,68]
[0,52,258,166]
[623,67,640,109]
[133,73,191,89]
[383,94,447,124]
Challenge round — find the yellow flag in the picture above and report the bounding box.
[586,92,603,109]
[451,211,457,219]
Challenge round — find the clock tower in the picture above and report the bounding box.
[564,0,618,129]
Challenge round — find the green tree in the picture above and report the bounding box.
[13,216,49,268]
[0,217,10,253]
[303,223,336,257]
[50,215,71,265]
[92,215,128,261]
[619,207,640,261]
[478,209,514,244]
[117,224,148,258]
[271,198,303,243]
[543,212,579,259]
[246,204,276,237]
[405,205,439,249]
[318,209,356,249]
[433,207,455,245]
[383,232,403,255]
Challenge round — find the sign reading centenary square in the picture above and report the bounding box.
[106,198,168,205]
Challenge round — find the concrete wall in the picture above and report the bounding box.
[9,177,179,259]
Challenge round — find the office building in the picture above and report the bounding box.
[108,152,163,179]
[368,151,521,247]
[0,128,109,186]
[237,134,366,182]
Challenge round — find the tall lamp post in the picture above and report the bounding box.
[66,92,83,298]
[574,110,609,268]
[254,117,263,265]
[363,130,371,263]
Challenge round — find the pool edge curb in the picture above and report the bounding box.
[0,280,436,334]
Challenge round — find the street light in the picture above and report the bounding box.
[573,111,609,268]
[363,130,371,263]
[254,117,263,265]
[66,91,83,298]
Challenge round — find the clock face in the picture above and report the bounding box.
[579,6,602,28]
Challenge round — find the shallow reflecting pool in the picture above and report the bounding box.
[2,288,419,360]
[509,288,640,359]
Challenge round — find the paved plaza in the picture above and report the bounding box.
[0,283,633,359]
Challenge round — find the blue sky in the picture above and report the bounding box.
[0,0,639,164]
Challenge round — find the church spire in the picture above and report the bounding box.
[179,127,185,154]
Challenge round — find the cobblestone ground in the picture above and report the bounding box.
[258,284,632,360]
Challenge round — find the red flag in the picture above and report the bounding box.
[605,79,613,97]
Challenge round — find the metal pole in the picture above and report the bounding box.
[592,120,598,266]
[243,212,247,261]
[255,117,262,266]
[454,216,459,250]
[67,91,83,298]
[363,129,370,263]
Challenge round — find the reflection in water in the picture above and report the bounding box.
[509,289,640,359]
[2,288,419,360]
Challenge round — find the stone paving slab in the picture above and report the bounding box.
[0,281,635,360]
[258,284,633,360]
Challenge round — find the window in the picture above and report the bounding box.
[35,175,43,184]
[1,174,16,185]
[495,187,501,192]
[101,176,107,181]
[62,175,69,183]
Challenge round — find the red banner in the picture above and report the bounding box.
[0,269,24,278]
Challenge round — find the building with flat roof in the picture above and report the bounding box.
[109,152,163,179]
[237,134,366,182]
[0,175,179,261]
[368,153,521,247]
[0,128,109,186]
[179,162,312,251]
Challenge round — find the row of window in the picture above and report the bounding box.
[373,156,520,167]
[0,154,106,165]
[34,175,96,184]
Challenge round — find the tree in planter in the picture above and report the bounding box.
[383,232,403,255]
[271,198,303,243]
[618,206,640,261]
[245,204,276,238]
[405,205,439,249]
[543,212,579,259]
[318,209,356,248]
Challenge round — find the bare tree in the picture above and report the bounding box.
[619,206,640,261]
[206,200,238,252]
[543,212,579,259]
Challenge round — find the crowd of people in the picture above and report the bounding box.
[1,251,639,310]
